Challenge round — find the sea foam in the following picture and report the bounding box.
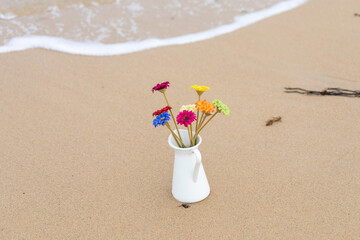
[0,0,307,56]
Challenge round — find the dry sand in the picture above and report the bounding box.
[1,0,360,239]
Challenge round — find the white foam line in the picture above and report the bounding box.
[0,12,17,20]
[0,0,307,56]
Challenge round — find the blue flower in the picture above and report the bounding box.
[153,112,171,127]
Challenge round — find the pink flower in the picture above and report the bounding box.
[152,81,170,93]
[176,110,196,127]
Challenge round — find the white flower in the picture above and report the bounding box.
[180,104,196,112]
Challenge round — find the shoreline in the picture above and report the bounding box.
[0,0,307,56]
[1,0,359,239]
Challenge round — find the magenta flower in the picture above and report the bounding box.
[152,81,170,93]
[176,110,196,127]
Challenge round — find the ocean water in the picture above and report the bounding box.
[0,0,307,55]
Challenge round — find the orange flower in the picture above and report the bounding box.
[196,99,215,114]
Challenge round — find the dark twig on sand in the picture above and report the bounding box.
[284,87,360,98]
[266,117,282,126]
[179,204,190,208]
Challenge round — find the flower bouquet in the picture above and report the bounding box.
[152,82,229,148]
[152,81,229,203]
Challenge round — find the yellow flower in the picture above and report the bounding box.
[180,104,196,112]
[190,85,210,92]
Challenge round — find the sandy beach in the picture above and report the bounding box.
[1,0,360,239]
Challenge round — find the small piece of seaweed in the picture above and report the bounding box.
[266,117,282,126]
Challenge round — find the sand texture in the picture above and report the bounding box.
[1,0,360,239]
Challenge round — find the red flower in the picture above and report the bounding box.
[152,106,172,117]
[152,81,170,93]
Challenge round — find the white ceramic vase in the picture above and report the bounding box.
[168,129,210,203]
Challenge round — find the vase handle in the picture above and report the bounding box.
[192,149,201,182]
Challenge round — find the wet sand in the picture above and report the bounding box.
[1,0,360,239]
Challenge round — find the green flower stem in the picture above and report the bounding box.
[190,123,194,146]
[197,111,205,130]
[194,111,219,139]
[187,126,193,147]
[170,126,183,143]
[200,114,208,128]
[195,95,200,131]
[165,123,182,148]
[162,93,185,147]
